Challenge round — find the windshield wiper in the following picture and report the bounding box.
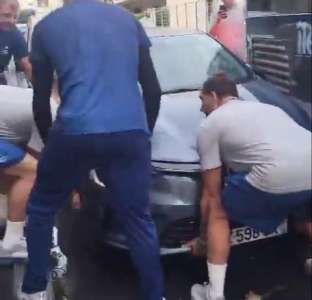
[162,88,199,95]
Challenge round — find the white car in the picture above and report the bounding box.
[58,28,311,255]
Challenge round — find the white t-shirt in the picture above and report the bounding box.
[0,85,58,151]
[198,99,312,194]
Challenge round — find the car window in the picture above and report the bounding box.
[150,34,251,93]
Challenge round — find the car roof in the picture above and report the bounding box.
[145,27,205,38]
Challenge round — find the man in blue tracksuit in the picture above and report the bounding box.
[21,1,164,300]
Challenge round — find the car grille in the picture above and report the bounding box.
[160,218,199,248]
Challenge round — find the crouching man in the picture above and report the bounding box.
[190,74,311,300]
[0,84,58,258]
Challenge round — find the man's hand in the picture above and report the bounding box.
[20,56,32,81]
[71,191,82,210]
[185,237,207,257]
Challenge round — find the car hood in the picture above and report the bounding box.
[151,78,311,172]
[151,84,259,170]
[243,78,311,130]
[151,91,204,166]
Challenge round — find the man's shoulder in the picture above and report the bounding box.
[33,6,74,39]
[237,100,283,116]
[88,2,133,16]
[213,99,259,117]
[9,26,21,34]
[2,27,23,40]
[91,2,135,23]
[200,101,243,131]
[66,1,132,16]
[36,2,133,28]
[205,102,237,121]
[199,113,221,133]
[37,7,65,25]
[36,3,74,29]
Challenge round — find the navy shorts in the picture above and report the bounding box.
[223,173,312,234]
[0,139,26,168]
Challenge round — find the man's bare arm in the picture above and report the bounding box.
[20,56,32,81]
[202,167,231,264]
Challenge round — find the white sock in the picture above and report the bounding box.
[2,220,25,248]
[207,261,227,299]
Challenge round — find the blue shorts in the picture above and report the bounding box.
[223,173,312,234]
[0,139,26,168]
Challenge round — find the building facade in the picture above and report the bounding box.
[19,0,62,10]
[164,0,222,32]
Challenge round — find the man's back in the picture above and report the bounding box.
[0,85,33,145]
[34,1,150,135]
[0,85,58,148]
[203,100,311,193]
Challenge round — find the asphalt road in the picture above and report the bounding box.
[0,210,311,300]
[61,238,311,300]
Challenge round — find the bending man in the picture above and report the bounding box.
[190,74,311,300]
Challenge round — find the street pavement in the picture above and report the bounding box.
[0,209,311,300]
[62,239,311,300]
[57,207,312,300]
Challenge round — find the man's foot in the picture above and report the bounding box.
[50,246,67,279]
[20,291,47,300]
[0,237,28,259]
[191,283,225,300]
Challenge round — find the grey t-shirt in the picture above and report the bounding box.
[198,99,312,194]
[0,85,58,150]
[0,85,33,146]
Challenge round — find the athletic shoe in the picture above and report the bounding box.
[0,237,27,259]
[50,246,67,279]
[20,291,47,300]
[191,283,225,300]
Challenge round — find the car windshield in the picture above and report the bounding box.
[150,34,251,93]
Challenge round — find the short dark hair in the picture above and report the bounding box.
[202,73,238,98]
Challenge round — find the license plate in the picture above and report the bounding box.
[231,221,288,246]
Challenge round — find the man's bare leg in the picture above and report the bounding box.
[190,168,230,300]
[190,204,230,300]
[1,153,37,249]
[204,203,230,299]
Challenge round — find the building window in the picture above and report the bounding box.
[155,7,170,27]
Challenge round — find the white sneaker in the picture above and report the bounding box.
[0,237,28,259]
[50,246,67,279]
[20,291,47,300]
[191,283,225,300]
